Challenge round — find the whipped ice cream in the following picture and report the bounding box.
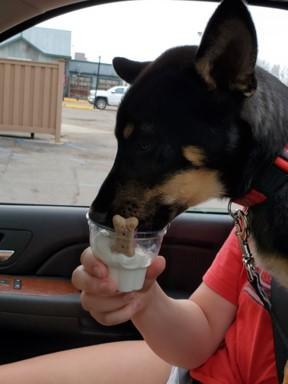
[87,217,166,292]
[91,229,153,270]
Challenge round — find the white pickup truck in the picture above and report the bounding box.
[88,85,129,109]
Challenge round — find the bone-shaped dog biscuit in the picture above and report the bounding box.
[112,215,139,257]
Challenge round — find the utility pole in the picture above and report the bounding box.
[93,55,101,109]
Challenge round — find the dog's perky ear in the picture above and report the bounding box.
[113,57,150,84]
[195,0,257,96]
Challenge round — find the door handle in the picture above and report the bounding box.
[0,250,15,262]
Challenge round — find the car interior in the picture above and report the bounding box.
[0,0,288,367]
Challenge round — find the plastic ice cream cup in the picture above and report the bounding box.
[87,215,167,292]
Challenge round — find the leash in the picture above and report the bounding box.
[228,201,288,383]
[228,201,271,310]
[227,143,288,382]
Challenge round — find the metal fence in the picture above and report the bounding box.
[0,58,64,142]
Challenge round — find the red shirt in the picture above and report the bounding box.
[190,230,277,383]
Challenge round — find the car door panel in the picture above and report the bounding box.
[0,204,233,363]
[0,229,32,263]
[0,205,88,274]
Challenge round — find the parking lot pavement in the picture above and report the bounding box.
[0,107,118,206]
[0,106,227,211]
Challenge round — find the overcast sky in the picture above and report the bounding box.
[39,0,288,66]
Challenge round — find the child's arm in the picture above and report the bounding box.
[72,248,236,369]
[132,281,236,369]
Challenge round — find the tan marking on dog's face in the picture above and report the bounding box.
[147,169,225,207]
[123,124,134,139]
[111,170,224,226]
[182,146,206,167]
[283,361,288,384]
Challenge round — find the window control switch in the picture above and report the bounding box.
[13,279,22,289]
[0,279,10,286]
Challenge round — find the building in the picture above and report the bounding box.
[68,59,123,99]
[0,26,71,62]
[0,26,122,99]
[74,52,87,61]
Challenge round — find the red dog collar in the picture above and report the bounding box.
[233,145,288,207]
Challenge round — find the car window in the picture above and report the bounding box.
[114,88,124,94]
[0,1,287,210]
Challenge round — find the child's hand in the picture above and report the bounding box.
[71,247,166,326]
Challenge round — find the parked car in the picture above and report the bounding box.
[88,85,129,109]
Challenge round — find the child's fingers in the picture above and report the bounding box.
[72,265,117,295]
[80,291,136,314]
[80,247,108,279]
[91,300,140,326]
[143,255,166,290]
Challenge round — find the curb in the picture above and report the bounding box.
[62,102,93,110]
[64,97,88,103]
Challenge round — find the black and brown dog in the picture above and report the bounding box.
[90,0,288,289]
